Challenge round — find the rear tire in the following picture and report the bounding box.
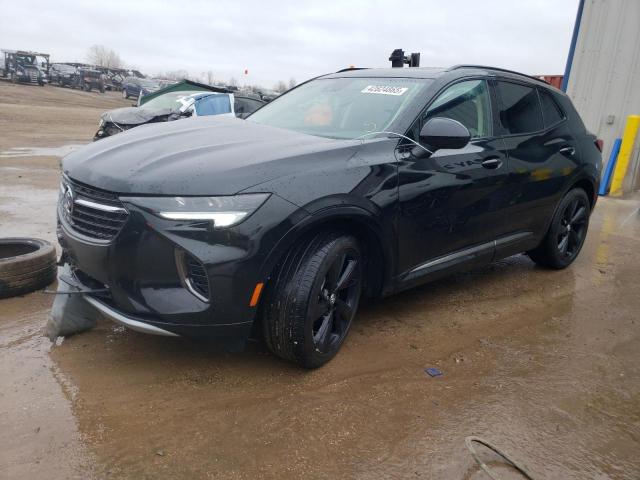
[262,231,362,368]
[122,89,128,99]
[528,188,590,269]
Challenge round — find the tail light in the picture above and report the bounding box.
[595,139,603,152]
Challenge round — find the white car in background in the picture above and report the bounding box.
[94,91,265,140]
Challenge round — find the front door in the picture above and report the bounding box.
[397,79,510,280]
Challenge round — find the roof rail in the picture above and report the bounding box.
[335,67,369,73]
[448,65,550,85]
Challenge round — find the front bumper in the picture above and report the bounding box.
[85,296,178,336]
[57,186,303,345]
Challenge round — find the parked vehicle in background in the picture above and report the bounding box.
[256,89,280,102]
[95,67,126,91]
[49,63,78,87]
[121,77,160,100]
[234,94,266,118]
[0,50,49,85]
[58,65,601,368]
[94,91,264,139]
[158,79,178,89]
[74,67,105,93]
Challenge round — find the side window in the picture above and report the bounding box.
[195,95,232,116]
[423,79,492,138]
[234,97,263,115]
[495,81,543,134]
[539,89,565,127]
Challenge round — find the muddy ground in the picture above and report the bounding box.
[1,82,639,479]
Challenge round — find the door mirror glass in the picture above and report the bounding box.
[419,117,471,151]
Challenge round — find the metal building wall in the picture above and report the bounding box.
[566,0,640,191]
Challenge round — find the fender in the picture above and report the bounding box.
[539,167,598,239]
[257,198,396,297]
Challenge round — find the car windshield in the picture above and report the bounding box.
[16,54,36,65]
[248,77,431,139]
[141,91,204,110]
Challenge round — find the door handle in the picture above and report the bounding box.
[559,146,575,156]
[481,157,502,169]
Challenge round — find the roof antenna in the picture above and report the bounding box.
[389,49,420,68]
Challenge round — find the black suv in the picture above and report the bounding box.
[49,63,78,87]
[58,65,601,367]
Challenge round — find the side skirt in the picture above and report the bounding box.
[392,231,535,293]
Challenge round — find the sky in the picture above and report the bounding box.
[0,0,579,88]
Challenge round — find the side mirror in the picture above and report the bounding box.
[418,117,471,153]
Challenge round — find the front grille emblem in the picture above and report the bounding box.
[63,185,75,216]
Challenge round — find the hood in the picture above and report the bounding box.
[63,116,360,196]
[101,106,174,126]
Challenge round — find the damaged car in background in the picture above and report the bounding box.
[94,91,265,139]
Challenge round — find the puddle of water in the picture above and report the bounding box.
[0,144,84,158]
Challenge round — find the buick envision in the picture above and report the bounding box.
[57,65,601,367]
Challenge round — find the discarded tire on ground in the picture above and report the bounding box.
[0,238,57,299]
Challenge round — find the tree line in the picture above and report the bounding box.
[86,44,297,92]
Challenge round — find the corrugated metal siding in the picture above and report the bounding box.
[566,0,640,190]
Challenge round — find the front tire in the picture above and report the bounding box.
[262,232,362,368]
[528,188,590,269]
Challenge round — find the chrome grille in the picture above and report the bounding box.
[60,178,128,241]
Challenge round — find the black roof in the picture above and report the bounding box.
[325,64,550,87]
[325,67,447,79]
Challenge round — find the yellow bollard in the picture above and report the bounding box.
[610,114,640,197]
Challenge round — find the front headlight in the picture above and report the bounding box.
[98,118,105,127]
[121,194,270,228]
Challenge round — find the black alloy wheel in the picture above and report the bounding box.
[557,195,588,260]
[262,232,363,368]
[528,188,591,269]
[311,249,361,354]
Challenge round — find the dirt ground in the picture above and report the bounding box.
[1,82,639,480]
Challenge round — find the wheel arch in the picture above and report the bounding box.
[538,173,597,244]
[570,176,597,209]
[258,205,394,300]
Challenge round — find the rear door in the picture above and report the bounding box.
[494,80,580,255]
[396,78,510,280]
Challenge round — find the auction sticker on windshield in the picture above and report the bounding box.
[361,85,408,96]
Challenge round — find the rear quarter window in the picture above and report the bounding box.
[539,89,565,127]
